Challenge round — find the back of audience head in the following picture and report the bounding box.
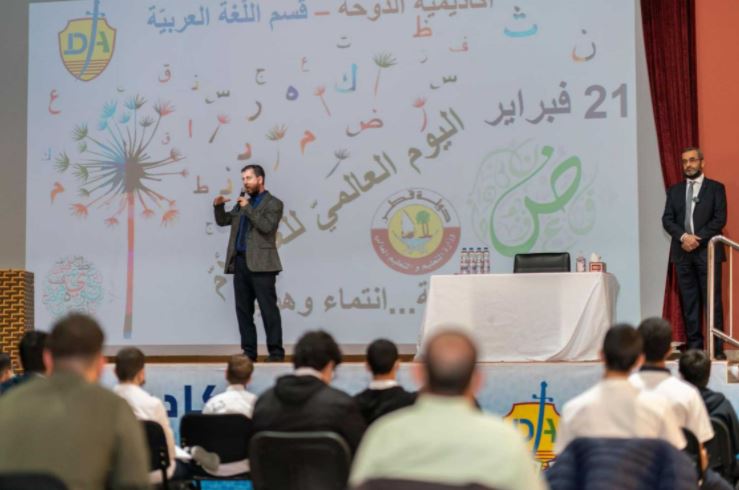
[419,330,479,398]
[293,330,342,383]
[679,349,711,390]
[366,339,399,379]
[114,347,146,385]
[19,331,48,375]
[45,313,105,382]
[601,323,643,373]
[0,352,12,382]
[638,317,673,363]
[227,354,254,385]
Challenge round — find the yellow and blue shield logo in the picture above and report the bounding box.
[504,381,560,468]
[58,11,115,82]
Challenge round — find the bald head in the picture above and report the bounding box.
[423,330,478,396]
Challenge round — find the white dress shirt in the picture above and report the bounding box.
[630,367,714,443]
[555,378,686,455]
[113,383,176,482]
[202,385,257,418]
[683,173,704,237]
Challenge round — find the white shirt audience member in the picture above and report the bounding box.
[203,384,257,418]
[630,367,714,443]
[556,377,686,454]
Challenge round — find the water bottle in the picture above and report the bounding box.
[475,247,483,274]
[460,248,469,274]
[576,251,586,272]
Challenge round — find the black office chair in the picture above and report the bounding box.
[513,252,570,273]
[706,417,735,482]
[250,431,351,490]
[682,428,703,482]
[180,413,253,483]
[142,420,171,489]
[0,473,67,490]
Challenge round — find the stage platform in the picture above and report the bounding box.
[101,360,739,468]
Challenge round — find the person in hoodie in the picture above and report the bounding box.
[251,330,367,453]
[680,349,739,458]
[353,339,416,425]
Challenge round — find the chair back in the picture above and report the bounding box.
[250,431,351,490]
[681,428,703,482]
[0,473,67,490]
[513,252,570,273]
[706,417,734,481]
[142,420,170,487]
[180,413,252,464]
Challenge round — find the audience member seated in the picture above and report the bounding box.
[0,313,149,490]
[114,346,209,482]
[197,353,256,478]
[556,323,685,455]
[680,349,739,459]
[203,354,257,417]
[349,330,545,490]
[0,331,48,396]
[630,318,714,445]
[0,352,12,383]
[629,318,731,489]
[354,339,416,425]
[547,437,698,490]
[252,330,366,454]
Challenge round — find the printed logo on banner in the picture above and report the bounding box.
[58,0,116,81]
[504,381,560,468]
[371,189,460,275]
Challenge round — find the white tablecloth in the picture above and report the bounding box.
[418,272,619,361]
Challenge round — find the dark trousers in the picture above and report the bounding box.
[233,254,284,360]
[676,251,724,353]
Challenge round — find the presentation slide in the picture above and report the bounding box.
[27,0,638,349]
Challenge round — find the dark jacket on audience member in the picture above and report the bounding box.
[546,437,696,490]
[252,374,367,453]
[353,386,417,425]
[0,373,43,396]
[701,387,739,455]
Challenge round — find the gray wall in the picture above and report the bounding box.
[0,1,32,269]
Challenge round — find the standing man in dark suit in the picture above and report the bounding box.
[662,147,727,358]
[214,164,285,362]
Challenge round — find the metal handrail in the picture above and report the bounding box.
[708,235,739,358]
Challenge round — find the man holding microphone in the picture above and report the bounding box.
[214,164,285,362]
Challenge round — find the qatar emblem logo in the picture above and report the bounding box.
[371,189,460,275]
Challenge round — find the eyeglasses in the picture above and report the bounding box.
[681,157,702,165]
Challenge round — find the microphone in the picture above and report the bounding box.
[235,189,246,210]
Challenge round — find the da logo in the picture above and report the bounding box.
[371,189,460,275]
[504,381,560,468]
[58,0,116,81]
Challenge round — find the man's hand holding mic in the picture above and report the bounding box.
[236,189,249,208]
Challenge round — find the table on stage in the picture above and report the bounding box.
[418,272,619,362]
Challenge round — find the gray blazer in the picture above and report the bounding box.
[214,192,284,274]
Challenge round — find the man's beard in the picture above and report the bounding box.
[684,169,702,179]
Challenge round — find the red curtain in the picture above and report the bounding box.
[640,0,699,341]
